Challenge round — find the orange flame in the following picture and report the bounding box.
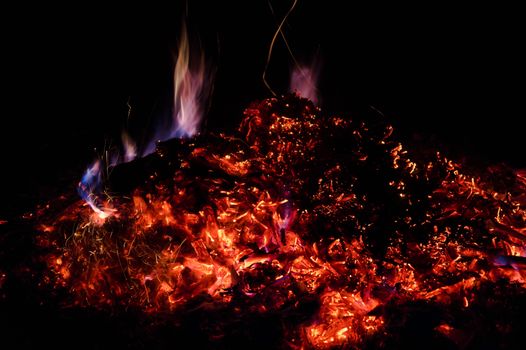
[141,23,213,156]
[79,23,213,217]
[172,24,211,139]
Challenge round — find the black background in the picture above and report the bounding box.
[1,1,524,214]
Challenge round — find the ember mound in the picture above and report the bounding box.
[33,94,526,349]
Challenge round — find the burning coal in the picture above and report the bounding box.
[34,91,526,349]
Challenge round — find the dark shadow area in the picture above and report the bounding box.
[1,1,525,348]
[2,2,525,215]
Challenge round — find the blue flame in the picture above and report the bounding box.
[77,160,112,219]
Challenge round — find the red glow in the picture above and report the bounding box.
[36,94,526,348]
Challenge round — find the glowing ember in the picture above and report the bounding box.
[37,94,526,348]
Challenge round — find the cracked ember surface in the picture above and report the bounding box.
[34,95,526,349]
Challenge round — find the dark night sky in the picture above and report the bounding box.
[1,1,525,216]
